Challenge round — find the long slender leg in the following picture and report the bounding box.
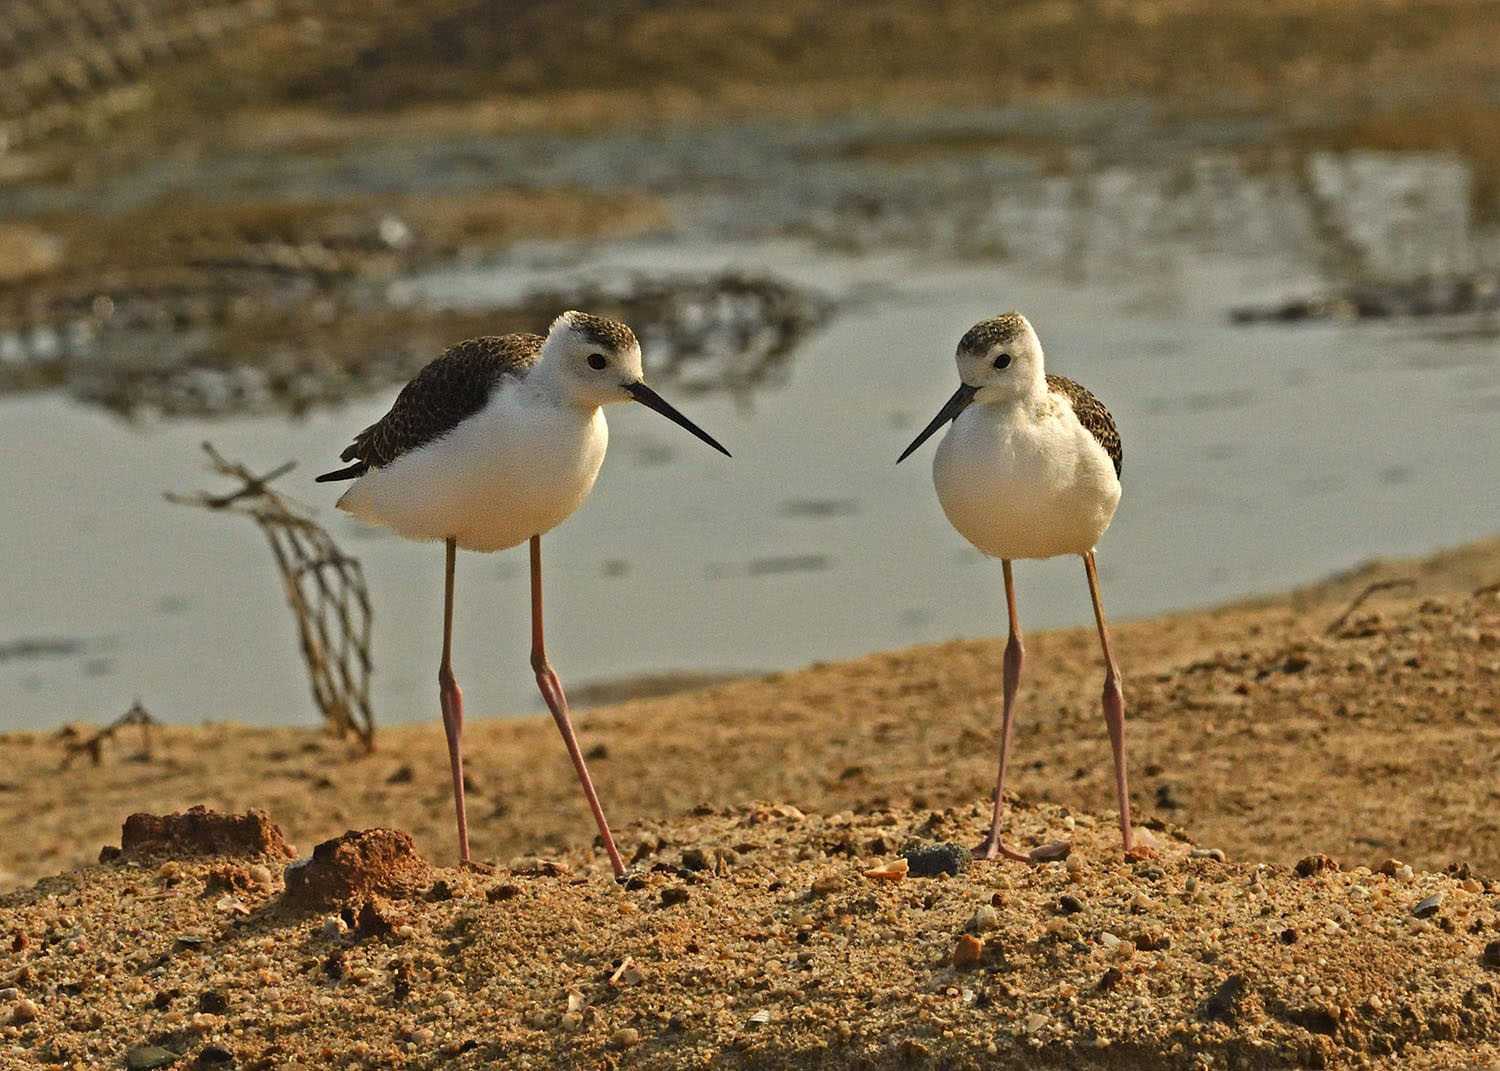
[438,537,471,862]
[1084,550,1133,852]
[977,560,1032,862]
[529,535,627,879]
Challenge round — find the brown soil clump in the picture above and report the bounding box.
[283,828,434,911]
[116,805,295,863]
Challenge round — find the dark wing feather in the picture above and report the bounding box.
[316,334,544,482]
[1046,374,1121,478]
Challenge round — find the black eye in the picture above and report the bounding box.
[993,353,1011,369]
[587,353,607,371]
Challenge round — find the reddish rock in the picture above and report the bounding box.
[283,829,433,910]
[354,899,397,939]
[1294,854,1340,878]
[118,806,295,861]
[952,934,984,968]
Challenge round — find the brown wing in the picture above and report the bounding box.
[1047,374,1121,478]
[316,334,544,481]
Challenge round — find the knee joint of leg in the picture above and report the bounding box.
[438,665,458,689]
[530,651,551,675]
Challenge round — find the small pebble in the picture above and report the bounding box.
[952,934,983,968]
[1133,930,1171,951]
[1295,854,1339,878]
[1482,940,1500,968]
[409,1026,435,1045]
[610,1027,641,1048]
[967,905,999,933]
[810,875,843,896]
[862,858,909,881]
[1190,848,1227,862]
[1412,893,1443,918]
[10,997,39,1024]
[125,1046,178,1071]
[247,864,274,891]
[321,916,346,939]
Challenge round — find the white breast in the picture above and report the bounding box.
[336,381,609,553]
[932,395,1120,561]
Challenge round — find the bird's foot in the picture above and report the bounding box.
[974,834,1035,863]
[1026,840,1072,862]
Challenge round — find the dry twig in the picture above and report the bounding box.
[1325,578,1415,636]
[60,699,158,768]
[167,442,375,751]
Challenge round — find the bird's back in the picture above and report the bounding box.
[1045,374,1121,478]
[317,334,544,482]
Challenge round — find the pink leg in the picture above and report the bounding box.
[1085,551,1133,852]
[977,561,1033,862]
[439,537,471,862]
[530,536,627,879]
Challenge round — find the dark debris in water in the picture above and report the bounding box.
[0,636,85,662]
[1229,273,1499,325]
[745,554,832,577]
[0,269,830,421]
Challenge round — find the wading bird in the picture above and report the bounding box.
[898,312,1133,860]
[318,311,730,877]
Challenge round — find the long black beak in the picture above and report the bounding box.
[897,382,978,463]
[624,381,731,457]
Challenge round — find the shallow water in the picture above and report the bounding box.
[2,110,1498,732]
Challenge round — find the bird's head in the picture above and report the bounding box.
[954,312,1044,403]
[544,310,730,456]
[897,312,1044,463]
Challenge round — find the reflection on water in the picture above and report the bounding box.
[0,269,829,420]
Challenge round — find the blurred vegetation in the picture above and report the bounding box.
[4,0,1499,162]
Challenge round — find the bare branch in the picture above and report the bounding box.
[1325,578,1415,636]
[167,443,376,750]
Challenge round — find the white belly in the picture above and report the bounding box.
[933,400,1120,561]
[337,387,608,553]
